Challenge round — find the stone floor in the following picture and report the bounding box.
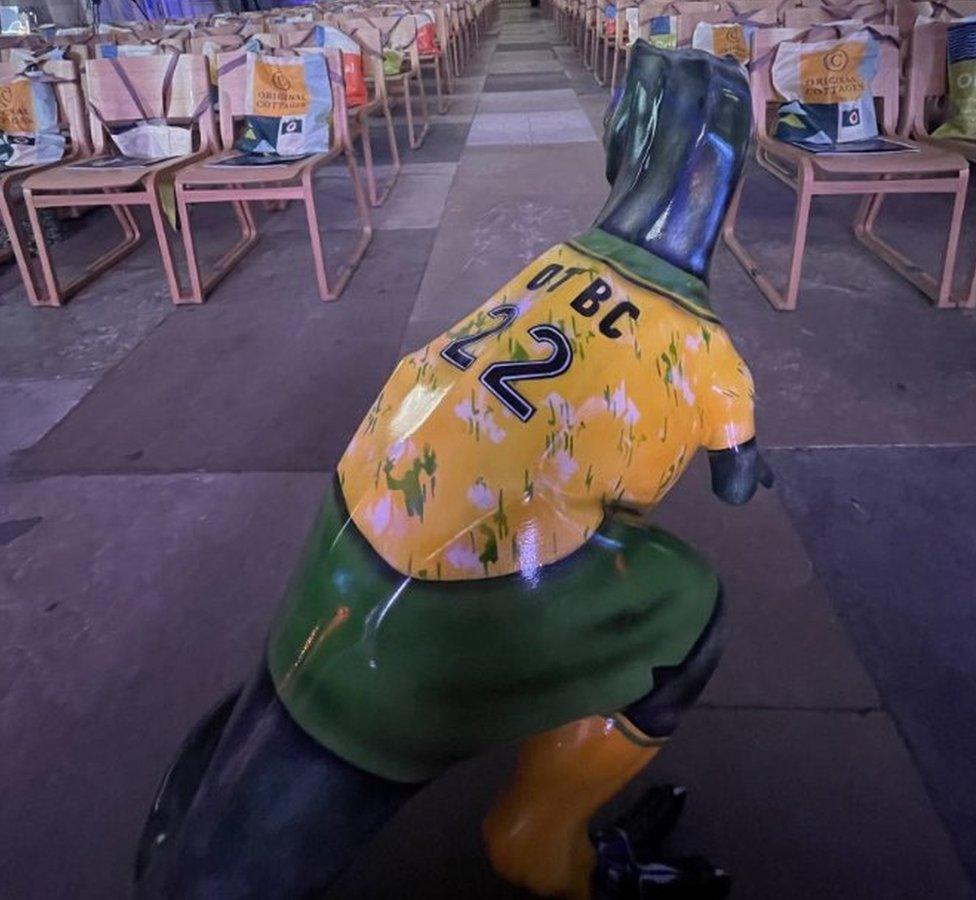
[2,7,976,900]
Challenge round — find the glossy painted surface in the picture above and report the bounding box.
[339,235,754,582]
[137,40,763,899]
[483,715,660,900]
[269,43,760,783]
[598,42,752,281]
[269,482,718,781]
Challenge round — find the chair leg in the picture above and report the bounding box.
[177,188,259,304]
[432,54,448,114]
[303,169,332,302]
[610,44,620,95]
[302,149,373,302]
[356,111,386,207]
[147,189,193,305]
[722,171,813,311]
[402,73,429,150]
[21,191,143,306]
[357,107,398,207]
[853,169,970,309]
[1,179,45,306]
[442,48,455,95]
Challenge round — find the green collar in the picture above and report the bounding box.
[567,228,718,323]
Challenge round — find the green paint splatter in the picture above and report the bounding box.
[478,523,498,575]
[384,444,437,520]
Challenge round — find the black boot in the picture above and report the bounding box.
[591,785,731,899]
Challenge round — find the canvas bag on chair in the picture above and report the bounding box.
[415,10,440,54]
[379,15,417,76]
[645,15,678,49]
[0,66,66,167]
[236,51,332,157]
[98,55,195,161]
[692,21,753,64]
[933,16,976,139]
[304,25,367,108]
[772,29,881,147]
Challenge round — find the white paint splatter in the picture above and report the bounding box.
[467,479,495,509]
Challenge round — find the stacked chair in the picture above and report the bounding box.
[0,0,498,306]
[550,0,976,309]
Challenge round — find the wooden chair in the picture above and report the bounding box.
[722,25,970,309]
[279,23,401,206]
[685,3,778,61]
[901,17,976,306]
[21,53,216,306]
[0,58,92,306]
[343,14,429,149]
[413,4,452,114]
[173,47,371,303]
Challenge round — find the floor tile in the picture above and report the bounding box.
[408,142,607,325]
[365,121,472,165]
[494,40,555,50]
[491,48,557,63]
[467,111,532,145]
[487,57,566,74]
[644,708,973,900]
[0,472,329,900]
[483,71,570,92]
[0,211,175,380]
[477,87,580,112]
[527,108,597,143]
[0,378,93,465]
[14,230,434,475]
[768,445,976,883]
[311,166,457,231]
[652,455,880,710]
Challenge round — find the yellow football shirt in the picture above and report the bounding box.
[338,234,755,581]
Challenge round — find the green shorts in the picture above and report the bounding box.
[268,478,719,783]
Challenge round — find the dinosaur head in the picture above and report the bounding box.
[594,42,752,283]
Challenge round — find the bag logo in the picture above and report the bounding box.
[271,68,292,91]
[823,49,848,72]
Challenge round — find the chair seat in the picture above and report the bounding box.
[175,150,336,187]
[24,155,192,192]
[918,134,976,164]
[761,137,969,177]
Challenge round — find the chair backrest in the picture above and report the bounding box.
[902,17,947,136]
[345,12,424,58]
[84,53,215,153]
[893,0,976,34]
[0,57,90,155]
[679,3,778,44]
[188,32,279,53]
[750,23,901,137]
[196,22,249,37]
[341,14,422,78]
[214,46,349,151]
[784,0,887,28]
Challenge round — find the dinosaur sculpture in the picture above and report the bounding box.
[135,41,770,900]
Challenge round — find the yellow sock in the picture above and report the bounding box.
[483,714,661,899]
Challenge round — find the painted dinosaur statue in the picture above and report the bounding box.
[135,41,771,900]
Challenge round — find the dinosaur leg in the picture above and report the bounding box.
[483,592,726,899]
[484,714,661,900]
[136,666,422,900]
